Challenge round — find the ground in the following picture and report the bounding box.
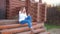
[45,24,60,34]
[48,28,60,34]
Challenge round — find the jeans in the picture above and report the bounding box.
[19,16,32,28]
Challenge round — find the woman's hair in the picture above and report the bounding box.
[20,6,26,11]
[19,6,28,15]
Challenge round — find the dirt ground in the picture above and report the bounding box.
[48,28,60,34]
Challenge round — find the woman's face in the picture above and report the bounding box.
[22,7,26,13]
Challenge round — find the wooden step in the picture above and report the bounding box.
[47,32,50,34]
[16,28,45,34]
[0,23,44,34]
[0,20,18,25]
[0,22,38,30]
[39,32,50,34]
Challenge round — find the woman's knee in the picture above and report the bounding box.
[27,16,32,20]
[28,16,31,18]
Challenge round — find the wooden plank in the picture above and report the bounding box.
[39,32,50,34]
[0,20,18,25]
[0,22,37,30]
[16,29,45,34]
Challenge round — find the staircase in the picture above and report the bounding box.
[0,20,50,34]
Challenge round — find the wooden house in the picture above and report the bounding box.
[0,0,50,34]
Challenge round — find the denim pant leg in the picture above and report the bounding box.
[26,16,32,28]
[25,16,32,21]
[20,20,32,28]
[20,16,32,28]
[27,20,32,28]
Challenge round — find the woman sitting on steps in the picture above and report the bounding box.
[19,7,36,34]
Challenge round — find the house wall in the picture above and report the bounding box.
[6,0,46,22]
[6,0,38,22]
[6,0,27,19]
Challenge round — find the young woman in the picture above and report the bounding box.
[19,7,35,33]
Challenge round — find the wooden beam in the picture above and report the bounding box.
[0,22,37,30]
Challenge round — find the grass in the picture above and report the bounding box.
[45,24,60,30]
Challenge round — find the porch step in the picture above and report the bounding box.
[16,28,45,34]
[0,23,44,34]
[0,22,39,30]
[16,31,50,34]
[0,20,50,34]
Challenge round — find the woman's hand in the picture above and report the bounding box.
[28,14,30,16]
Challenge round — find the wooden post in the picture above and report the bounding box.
[45,4,47,22]
[37,0,42,23]
[37,2,40,23]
